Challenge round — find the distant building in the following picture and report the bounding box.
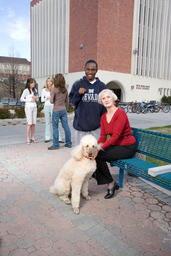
[0,56,31,81]
[31,0,171,102]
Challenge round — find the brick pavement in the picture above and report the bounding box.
[0,140,171,256]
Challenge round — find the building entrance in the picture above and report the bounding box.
[106,81,123,101]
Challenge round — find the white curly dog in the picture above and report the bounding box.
[50,134,100,214]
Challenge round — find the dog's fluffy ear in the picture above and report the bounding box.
[71,145,84,161]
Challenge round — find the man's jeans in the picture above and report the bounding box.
[52,110,72,148]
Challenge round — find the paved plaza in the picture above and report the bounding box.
[0,112,171,255]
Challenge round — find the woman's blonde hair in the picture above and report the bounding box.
[45,78,54,92]
[98,89,118,105]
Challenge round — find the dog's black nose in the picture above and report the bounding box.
[89,152,93,157]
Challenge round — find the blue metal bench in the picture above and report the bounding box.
[110,127,171,191]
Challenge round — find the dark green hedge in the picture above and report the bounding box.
[161,96,171,105]
[0,102,74,119]
[0,106,13,119]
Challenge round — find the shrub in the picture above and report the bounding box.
[0,101,74,119]
[161,96,171,105]
[37,98,44,117]
[67,103,74,113]
[14,106,25,118]
[0,106,13,119]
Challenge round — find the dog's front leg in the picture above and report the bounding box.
[81,178,91,200]
[71,181,82,214]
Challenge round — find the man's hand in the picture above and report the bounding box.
[79,88,86,94]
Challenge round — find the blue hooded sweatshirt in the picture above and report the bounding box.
[69,76,106,131]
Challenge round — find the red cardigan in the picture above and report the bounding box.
[98,108,136,149]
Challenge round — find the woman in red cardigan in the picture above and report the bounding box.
[95,89,136,199]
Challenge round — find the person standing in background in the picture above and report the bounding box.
[20,78,38,145]
[69,60,106,145]
[41,78,63,143]
[48,74,72,150]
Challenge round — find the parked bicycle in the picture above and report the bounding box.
[160,103,170,113]
[136,101,160,114]
[136,101,147,114]
[128,101,140,113]
[150,101,160,113]
[115,100,128,113]
[115,100,170,114]
[119,103,128,113]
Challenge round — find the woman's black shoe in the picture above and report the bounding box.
[104,181,119,199]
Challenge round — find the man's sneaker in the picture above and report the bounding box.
[64,144,72,148]
[48,146,59,150]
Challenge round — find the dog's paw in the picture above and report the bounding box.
[64,199,71,205]
[49,186,57,195]
[59,196,71,205]
[73,207,80,214]
[84,195,91,200]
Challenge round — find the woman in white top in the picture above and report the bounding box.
[41,78,62,143]
[20,78,38,145]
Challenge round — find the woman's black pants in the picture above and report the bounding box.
[95,143,136,185]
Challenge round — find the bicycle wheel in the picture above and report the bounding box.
[141,107,147,114]
[120,105,128,113]
[154,105,160,113]
[162,104,169,113]
[149,107,155,113]
[124,105,128,113]
[136,105,141,114]
[133,104,139,113]
[128,105,133,113]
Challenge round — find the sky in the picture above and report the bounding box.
[0,0,31,61]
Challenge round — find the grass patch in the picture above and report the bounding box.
[146,125,171,166]
[147,125,171,135]
[146,157,169,166]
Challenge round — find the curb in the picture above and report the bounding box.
[0,112,74,126]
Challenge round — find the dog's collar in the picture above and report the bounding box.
[84,156,93,160]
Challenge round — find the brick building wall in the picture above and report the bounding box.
[69,0,99,72]
[97,0,134,73]
[31,0,42,6]
[69,0,134,73]
[31,0,134,74]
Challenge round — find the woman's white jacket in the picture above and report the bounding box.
[20,88,37,108]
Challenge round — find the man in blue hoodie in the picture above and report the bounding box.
[69,60,106,145]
